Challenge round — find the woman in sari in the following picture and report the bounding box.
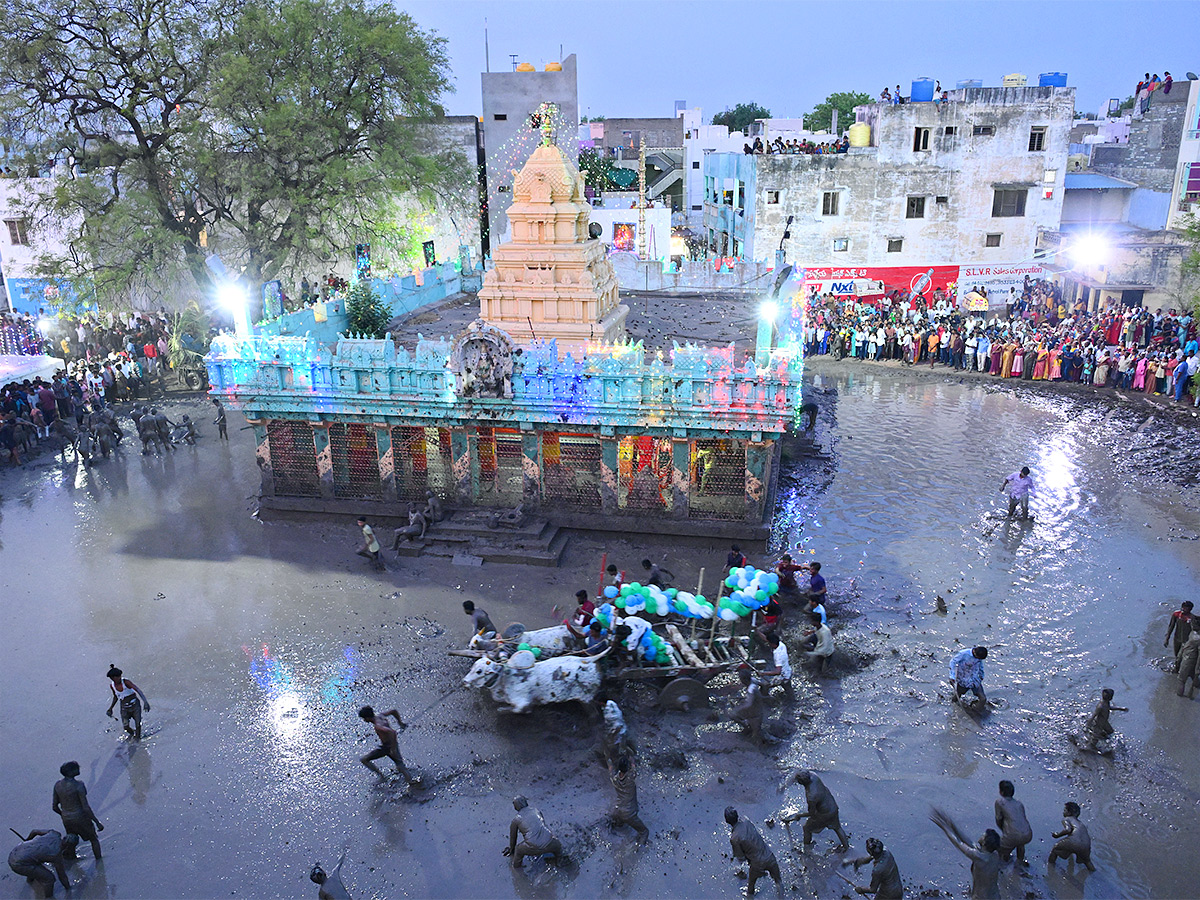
[1032,345,1049,380]
[991,340,1004,376]
[1049,346,1063,380]
[1132,354,1147,390]
[1012,345,1025,378]
[1001,342,1015,378]
[1093,354,1109,387]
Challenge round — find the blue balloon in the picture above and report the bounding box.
[603,585,618,599]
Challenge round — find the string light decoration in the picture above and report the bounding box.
[481,102,578,217]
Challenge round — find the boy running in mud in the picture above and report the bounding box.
[357,706,413,784]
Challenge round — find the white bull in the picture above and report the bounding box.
[463,650,602,713]
[468,624,577,658]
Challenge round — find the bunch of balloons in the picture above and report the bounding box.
[717,565,780,621]
[605,582,675,617]
[638,628,675,665]
[670,590,715,619]
[592,602,615,633]
[515,642,544,659]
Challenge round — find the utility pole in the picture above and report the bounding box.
[637,135,647,259]
[484,18,490,72]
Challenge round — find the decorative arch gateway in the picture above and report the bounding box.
[449,319,517,400]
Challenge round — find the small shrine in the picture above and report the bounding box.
[477,103,627,356]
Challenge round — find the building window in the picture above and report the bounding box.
[1028,126,1047,152]
[935,195,949,204]
[992,189,1027,217]
[943,126,956,137]
[692,161,700,169]
[1184,162,1200,202]
[5,218,28,245]
[985,233,1002,247]
[822,191,839,216]
[913,127,930,151]
[691,204,702,211]
[973,124,995,136]
[766,190,780,204]
[906,196,926,219]
[832,238,849,252]
[887,238,903,253]
[493,114,507,121]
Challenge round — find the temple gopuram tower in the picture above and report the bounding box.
[478,103,627,356]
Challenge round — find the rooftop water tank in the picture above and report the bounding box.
[957,79,983,89]
[911,77,935,102]
[1039,72,1068,87]
[515,62,536,72]
[848,122,871,147]
[1002,73,1027,87]
[544,61,562,72]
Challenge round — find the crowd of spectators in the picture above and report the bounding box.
[743,135,849,156]
[801,277,1200,405]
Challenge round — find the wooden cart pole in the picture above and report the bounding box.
[707,582,725,653]
[689,567,705,642]
[597,552,607,599]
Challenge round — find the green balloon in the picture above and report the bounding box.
[615,597,627,608]
[767,583,779,595]
[755,590,767,602]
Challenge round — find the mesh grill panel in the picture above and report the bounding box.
[329,423,381,499]
[688,439,746,520]
[267,421,319,497]
[542,432,603,509]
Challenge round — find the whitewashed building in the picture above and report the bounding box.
[703,86,1076,267]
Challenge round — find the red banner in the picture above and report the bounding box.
[802,265,960,300]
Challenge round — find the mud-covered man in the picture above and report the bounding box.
[357,706,413,784]
[7,829,70,897]
[844,837,903,899]
[52,761,103,859]
[503,796,562,867]
[780,769,850,850]
[725,806,783,898]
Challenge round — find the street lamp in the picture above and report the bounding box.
[756,300,779,367]
[219,282,252,339]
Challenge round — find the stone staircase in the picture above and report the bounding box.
[390,509,569,567]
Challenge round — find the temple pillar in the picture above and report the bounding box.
[521,431,540,504]
[248,419,274,497]
[311,423,334,500]
[450,427,471,501]
[599,436,619,512]
[375,425,397,502]
[745,440,769,523]
[671,438,691,519]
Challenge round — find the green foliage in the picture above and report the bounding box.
[1181,212,1200,317]
[711,103,771,135]
[579,115,605,123]
[577,148,622,192]
[1117,95,1136,112]
[0,0,462,312]
[803,91,873,133]
[166,301,213,371]
[345,279,392,338]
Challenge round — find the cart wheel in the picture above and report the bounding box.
[658,677,708,711]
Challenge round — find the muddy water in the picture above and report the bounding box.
[772,367,1200,900]
[0,381,1197,900]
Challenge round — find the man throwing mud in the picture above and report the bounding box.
[357,706,414,785]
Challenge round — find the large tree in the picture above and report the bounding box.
[803,91,872,133]
[0,0,461,310]
[711,103,771,135]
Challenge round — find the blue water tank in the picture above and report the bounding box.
[956,79,983,90]
[910,77,935,102]
[1039,72,1068,87]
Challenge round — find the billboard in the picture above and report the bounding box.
[802,266,960,301]
[955,264,1045,308]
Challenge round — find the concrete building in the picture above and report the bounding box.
[703,86,1076,267]
[1037,80,1200,310]
[481,55,579,248]
[598,117,685,211]
[0,177,76,315]
[1089,79,1199,229]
